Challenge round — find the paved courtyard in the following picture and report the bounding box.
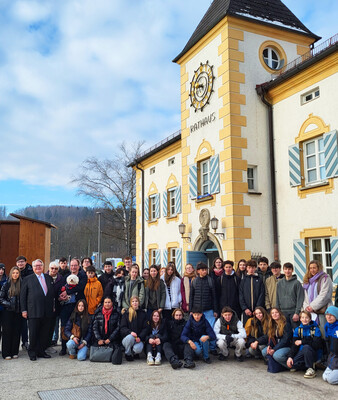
[0,347,336,400]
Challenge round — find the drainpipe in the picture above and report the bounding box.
[135,163,145,269]
[257,85,279,261]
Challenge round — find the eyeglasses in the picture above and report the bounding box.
[50,267,58,270]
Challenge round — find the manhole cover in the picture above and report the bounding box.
[38,384,128,400]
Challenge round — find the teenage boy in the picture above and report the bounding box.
[84,266,103,316]
[189,262,218,354]
[265,262,284,312]
[257,256,272,284]
[98,261,114,291]
[123,257,133,274]
[104,267,125,313]
[239,259,265,325]
[322,306,338,385]
[181,307,216,364]
[276,262,304,329]
[214,306,246,361]
[58,257,70,278]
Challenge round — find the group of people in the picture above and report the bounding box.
[0,255,337,385]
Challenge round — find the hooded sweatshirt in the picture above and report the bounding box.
[276,274,304,315]
[84,277,103,314]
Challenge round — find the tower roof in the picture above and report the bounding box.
[173,0,320,62]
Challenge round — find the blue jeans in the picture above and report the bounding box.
[194,339,210,360]
[203,309,216,350]
[52,317,60,342]
[262,346,290,368]
[122,334,144,355]
[323,367,338,385]
[66,339,88,361]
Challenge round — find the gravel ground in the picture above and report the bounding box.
[0,347,336,400]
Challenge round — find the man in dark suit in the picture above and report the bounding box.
[20,259,54,361]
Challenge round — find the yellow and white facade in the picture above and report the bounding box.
[132,1,338,284]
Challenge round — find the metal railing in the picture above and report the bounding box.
[271,33,338,80]
[138,129,181,159]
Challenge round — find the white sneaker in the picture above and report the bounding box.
[155,353,161,365]
[12,355,19,359]
[147,353,155,365]
[304,368,316,379]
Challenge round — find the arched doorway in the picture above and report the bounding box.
[186,233,222,269]
[200,239,221,267]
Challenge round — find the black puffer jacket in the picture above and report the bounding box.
[166,319,186,346]
[145,319,168,343]
[219,272,241,318]
[189,275,217,312]
[120,309,148,341]
[0,280,21,313]
[92,306,120,343]
[245,318,268,348]
[239,274,265,312]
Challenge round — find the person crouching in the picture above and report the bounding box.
[214,306,246,362]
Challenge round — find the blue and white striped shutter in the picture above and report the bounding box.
[175,186,181,214]
[176,248,182,276]
[155,249,161,266]
[330,237,338,284]
[162,191,167,217]
[162,249,168,268]
[293,239,306,281]
[189,164,198,199]
[144,197,149,221]
[144,250,149,269]
[323,130,338,178]
[210,154,220,194]
[288,144,302,187]
[155,193,160,219]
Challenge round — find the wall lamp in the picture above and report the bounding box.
[210,216,224,239]
[179,223,191,243]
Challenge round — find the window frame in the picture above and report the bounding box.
[200,158,211,196]
[263,47,281,70]
[247,166,257,192]
[309,237,333,279]
[167,188,176,218]
[301,87,320,105]
[168,247,177,265]
[149,195,156,221]
[149,249,157,266]
[303,135,326,186]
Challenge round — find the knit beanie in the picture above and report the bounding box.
[325,306,338,320]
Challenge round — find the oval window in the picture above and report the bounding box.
[263,47,281,70]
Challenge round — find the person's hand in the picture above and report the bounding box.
[292,314,299,322]
[213,312,218,318]
[158,308,162,314]
[131,332,137,338]
[267,346,274,356]
[73,337,79,345]
[135,337,141,343]
[149,338,155,345]
[154,338,161,345]
[287,357,293,368]
[98,340,105,346]
[226,335,234,347]
[295,340,302,346]
[22,311,27,319]
[78,343,85,350]
[306,306,313,313]
[200,335,209,343]
[251,341,258,350]
[245,309,252,316]
[59,291,68,301]
[186,305,189,312]
[104,339,110,345]
[189,341,197,350]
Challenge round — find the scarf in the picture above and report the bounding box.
[102,307,113,334]
[303,271,326,302]
[214,268,223,277]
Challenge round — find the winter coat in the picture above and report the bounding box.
[60,269,87,302]
[181,276,195,312]
[0,280,21,313]
[214,314,246,341]
[104,276,125,313]
[219,272,241,318]
[84,277,103,314]
[189,275,217,312]
[303,272,333,313]
[265,274,284,310]
[161,276,182,310]
[49,273,64,315]
[325,320,338,370]
[145,319,168,343]
[19,264,33,279]
[144,280,166,310]
[257,268,272,284]
[181,314,216,343]
[0,274,7,312]
[335,288,338,307]
[166,319,186,346]
[98,272,115,291]
[64,313,92,344]
[120,309,148,341]
[239,274,265,312]
[268,322,293,351]
[276,275,304,315]
[244,318,268,348]
[288,320,322,359]
[209,270,222,306]
[122,276,145,309]
[92,306,120,343]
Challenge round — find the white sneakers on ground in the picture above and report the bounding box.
[304,368,316,379]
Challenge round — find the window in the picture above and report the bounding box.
[168,157,175,166]
[149,249,156,266]
[309,238,332,278]
[150,167,155,175]
[304,136,326,185]
[169,248,177,265]
[247,166,257,191]
[301,88,320,105]
[200,159,210,195]
[263,47,281,70]
[167,188,176,217]
[149,195,156,221]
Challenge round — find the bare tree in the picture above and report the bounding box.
[71,142,144,256]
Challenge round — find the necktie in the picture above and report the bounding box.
[39,274,48,295]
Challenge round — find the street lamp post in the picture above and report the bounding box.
[96,211,102,268]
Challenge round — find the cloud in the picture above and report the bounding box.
[0,0,336,189]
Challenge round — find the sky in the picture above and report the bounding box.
[0,0,337,215]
